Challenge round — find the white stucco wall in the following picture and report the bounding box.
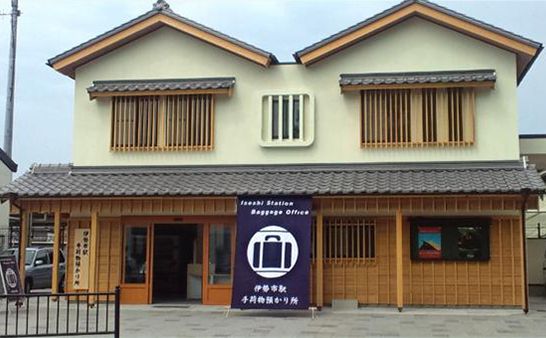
[527,239,546,285]
[72,17,519,166]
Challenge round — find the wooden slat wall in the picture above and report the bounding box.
[111,94,213,151]
[97,218,122,296]
[66,218,91,293]
[403,217,522,306]
[20,197,237,217]
[361,89,411,147]
[313,218,396,305]
[361,88,475,147]
[311,216,523,307]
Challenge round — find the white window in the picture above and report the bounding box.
[260,93,314,147]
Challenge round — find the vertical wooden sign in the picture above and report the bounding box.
[73,228,90,290]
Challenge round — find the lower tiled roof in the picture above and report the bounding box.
[87,77,235,94]
[1,162,543,199]
[339,70,496,87]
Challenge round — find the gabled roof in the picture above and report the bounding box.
[1,161,543,199]
[295,0,542,84]
[48,1,277,78]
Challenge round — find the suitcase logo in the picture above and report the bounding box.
[247,225,299,278]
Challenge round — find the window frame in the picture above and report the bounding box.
[259,91,315,147]
[360,87,476,148]
[109,94,215,152]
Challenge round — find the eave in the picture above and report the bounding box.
[48,10,276,78]
[294,0,542,84]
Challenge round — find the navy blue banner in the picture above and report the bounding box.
[231,196,312,310]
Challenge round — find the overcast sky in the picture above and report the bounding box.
[0,0,545,175]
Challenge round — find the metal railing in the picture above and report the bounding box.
[1,287,120,337]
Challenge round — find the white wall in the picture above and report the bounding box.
[72,17,519,166]
[527,239,546,286]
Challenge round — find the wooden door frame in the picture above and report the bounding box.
[202,219,236,305]
[120,216,235,304]
[120,223,153,304]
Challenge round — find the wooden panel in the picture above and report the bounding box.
[361,88,474,148]
[90,88,230,99]
[361,90,411,147]
[342,81,495,92]
[321,218,396,305]
[66,219,91,293]
[97,218,122,299]
[19,211,29,285]
[111,94,214,151]
[51,210,62,294]
[403,217,523,306]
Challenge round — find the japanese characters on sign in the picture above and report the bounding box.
[0,255,22,296]
[73,228,90,290]
[232,196,311,310]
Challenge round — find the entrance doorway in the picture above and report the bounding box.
[152,224,203,303]
[120,217,235,305]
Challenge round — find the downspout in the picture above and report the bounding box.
[521,189,530,314]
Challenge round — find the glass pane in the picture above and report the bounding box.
[271,97,279,139]
[208,225,232,285]
[293,96,300,140]
[124,227,148,283]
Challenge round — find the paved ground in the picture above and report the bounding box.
[109,297,546,338]
[3,296,546,337]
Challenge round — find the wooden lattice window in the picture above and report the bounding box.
[321,217,376,262]
[111,94,214,151]
[361,88,475,147]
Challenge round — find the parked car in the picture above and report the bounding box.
[0,247,66,293]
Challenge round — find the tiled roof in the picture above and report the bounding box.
[339,70,495,87]
[1,162,543,199]
[87,77,235,94]
[47,2,277,70]
[295,0,541,59]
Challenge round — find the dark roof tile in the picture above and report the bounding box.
[340,70,496,87]
[87,77,235,94]
[1,162,543,198]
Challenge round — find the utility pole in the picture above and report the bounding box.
[3,0,20,157]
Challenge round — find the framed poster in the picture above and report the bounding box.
[417,226,442,259]
[411,218,490,261]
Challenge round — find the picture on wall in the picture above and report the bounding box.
[410,218,490,261]
[457,226,485,259]
[417,226,442,259]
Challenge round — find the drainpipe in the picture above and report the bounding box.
[521,189,530,314]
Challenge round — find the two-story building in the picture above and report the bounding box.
[2,0,544,311]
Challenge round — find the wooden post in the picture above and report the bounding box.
[51,209,61,295]
[396,208,404,312]
[89,211,99,302]
[18,210,29,291]
[520,196,529,313]
[316,210,324,309]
